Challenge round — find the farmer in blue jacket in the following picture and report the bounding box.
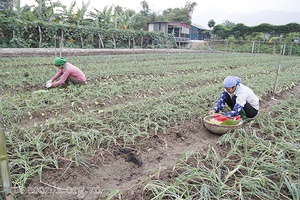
[209,76,259,119]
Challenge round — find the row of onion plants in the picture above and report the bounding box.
[144,92,300,199]
[0,51,299,194]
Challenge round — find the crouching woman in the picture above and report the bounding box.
[209,76,259,120]
[46,57,87,88]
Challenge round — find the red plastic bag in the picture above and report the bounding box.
[233,115,241,120]
[213,114,228,122]
[213,114,241,122]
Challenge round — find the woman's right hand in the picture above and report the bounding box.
[46,82,52,88]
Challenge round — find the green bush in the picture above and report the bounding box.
[9,38,28,48]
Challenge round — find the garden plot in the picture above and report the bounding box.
[0,49,299,200]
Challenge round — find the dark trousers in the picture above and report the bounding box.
[225,94,258,118]
[67,76,87,85]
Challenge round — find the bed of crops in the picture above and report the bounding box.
[0,50,299,200]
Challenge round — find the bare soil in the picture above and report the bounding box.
[4,48,299,200]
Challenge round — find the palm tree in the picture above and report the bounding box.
[140,1,150,16]
[208,19,216,29]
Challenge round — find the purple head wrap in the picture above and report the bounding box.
[223,76,241,88]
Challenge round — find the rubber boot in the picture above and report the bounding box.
[240,109,248,122]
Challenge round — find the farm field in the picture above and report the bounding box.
[0,49,300,200]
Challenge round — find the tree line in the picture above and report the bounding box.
[0,0,299,48]
[211,21,300,43]
[0,0,197,48]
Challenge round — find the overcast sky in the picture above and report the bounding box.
[21,0,300,28]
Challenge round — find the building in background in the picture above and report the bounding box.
[191,24,210,40]
[147,22,210,48]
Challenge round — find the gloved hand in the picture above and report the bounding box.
[46,79,52,83]
[208,110,217,115]
[46,82,52,88]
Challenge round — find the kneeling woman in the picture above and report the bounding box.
[209,76,259,119]
[46,57,86,88]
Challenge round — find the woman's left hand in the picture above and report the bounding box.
[208,110,216,115]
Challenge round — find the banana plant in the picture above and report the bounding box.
[88,5,115,30]
[59,0,91,48]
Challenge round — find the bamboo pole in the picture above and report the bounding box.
[38,25,42,48]
[282,43,286,55]
[273,44,283,93]
[289,43,293,56]
[0,128,14,200]
[225,40,228,53]
[60,30,64,57]
[54,34,57,57]
[272,42,276,55]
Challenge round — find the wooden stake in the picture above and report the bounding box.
[282,43,286,55]
[273,44,283,93]
[289,43,293,56]
[0,129,14,200]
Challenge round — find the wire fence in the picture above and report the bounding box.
[205,40,300,56]
[2,39,300,58]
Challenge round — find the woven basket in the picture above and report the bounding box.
[203,115,243,135]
